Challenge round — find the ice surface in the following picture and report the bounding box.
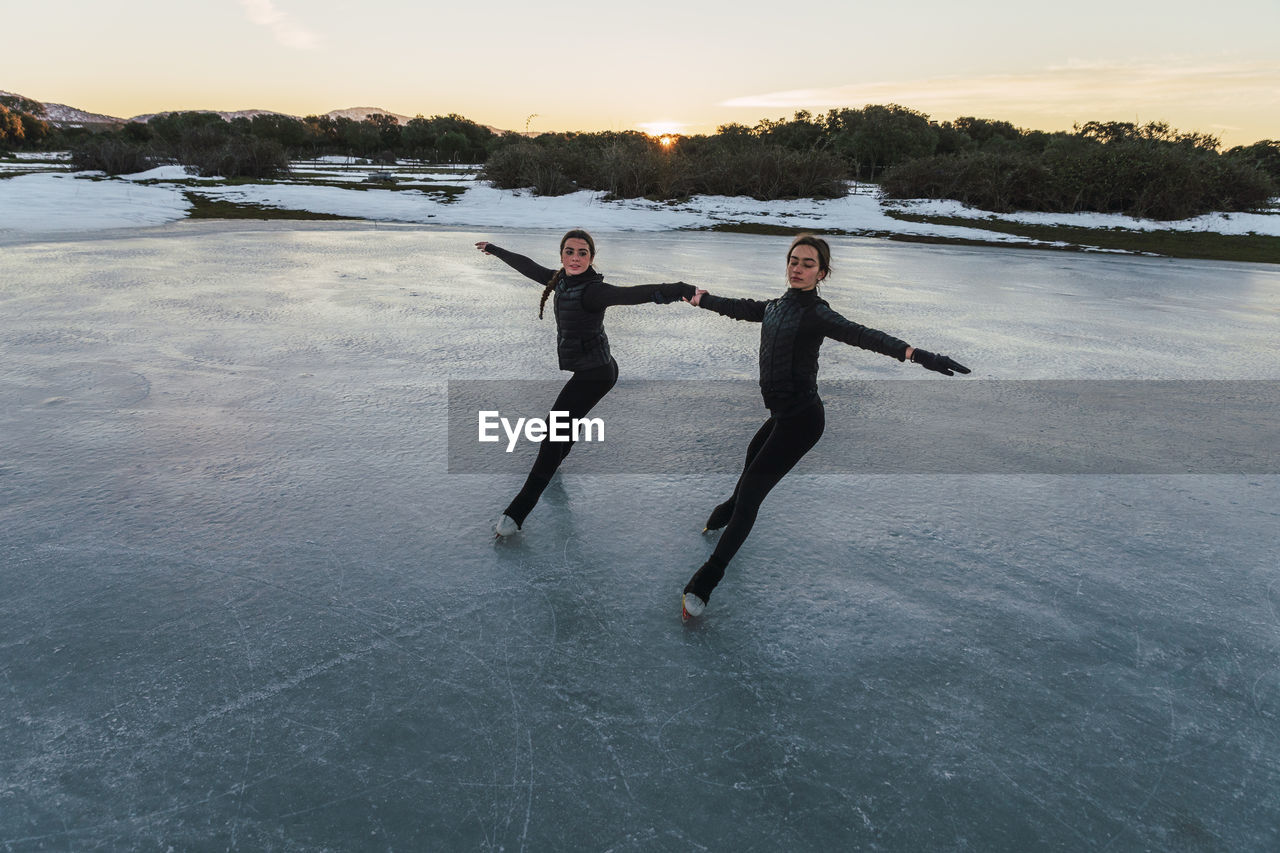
[1,224,1278,850]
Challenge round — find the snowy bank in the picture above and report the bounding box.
[2,168,1278,243]
[888,197,1280,237]
[0,172,191,232]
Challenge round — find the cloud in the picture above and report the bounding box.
[720,60,1280,121]
[238,0,322,50]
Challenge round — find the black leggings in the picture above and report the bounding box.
[712,400,826,567]
[503,358,619,525]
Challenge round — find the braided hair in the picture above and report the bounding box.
[539,229,596,319]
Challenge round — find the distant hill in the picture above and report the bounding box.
[126,107,413,124]
[1,90,121,125]
[324,107,415,124]
[320,108,509,136]
[131,108,290,124]
[0,90,509,133]
[45,103,125,125]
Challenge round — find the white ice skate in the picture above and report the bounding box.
[493,514,520,538]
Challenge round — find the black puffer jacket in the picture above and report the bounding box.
[485,244,695,372]
[699,287,909,414]
[551,270,611,371]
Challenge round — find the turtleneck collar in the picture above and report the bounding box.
[563,265,602,284]
[783,286,821,302]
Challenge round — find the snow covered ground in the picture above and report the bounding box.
[0,171,192,230]
[7,151,72,160]
[892,196,1280,236]
[3,156,1278,243]
[2,224,1278,850]
[0,151,73,175]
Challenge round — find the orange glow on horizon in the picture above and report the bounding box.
[637,120,686,139]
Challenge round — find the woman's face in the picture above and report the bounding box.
[561,238,593,275]
[787,243,826,289]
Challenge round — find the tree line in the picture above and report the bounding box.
[3,96,1277,220]
[29,109,497,179]
[486,107,1278,220]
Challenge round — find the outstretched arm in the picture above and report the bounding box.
[814,302,911,360]
[475,241,556,285]
[582,281,697,311]
[695,293,768,323]
[815,304,971,375]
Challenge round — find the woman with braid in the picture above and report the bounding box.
[681,234,970,620]
[475,230,694,536]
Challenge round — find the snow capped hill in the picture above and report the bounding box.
[1,90,518,133]
[325,107,415,124]
[130,108,290,123]
[1,91,422,127]
[44,102,126,124]
[1,90,120,124]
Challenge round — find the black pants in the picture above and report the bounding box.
[711,400,826,567]
[503,358,619,525]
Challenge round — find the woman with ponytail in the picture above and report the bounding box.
[680,234,971,620]
[475,230,694,536]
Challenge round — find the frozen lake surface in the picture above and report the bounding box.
[2,222,1278,850]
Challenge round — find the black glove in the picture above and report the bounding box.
[652,282,695,304]
[910,348,970,376]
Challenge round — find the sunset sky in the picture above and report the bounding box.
[5,0,1279,146]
